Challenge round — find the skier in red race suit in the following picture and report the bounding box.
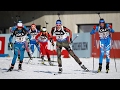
[35,27,54,66]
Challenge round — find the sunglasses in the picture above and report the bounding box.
[56,24,61,26]
[42,31,46,32]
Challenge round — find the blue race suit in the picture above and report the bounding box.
[29,29,40,54]
[10,26,32,59]
[9,28,31,65]
[90,24,115,64]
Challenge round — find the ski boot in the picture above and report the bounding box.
[79,62,89,72]
[58,67,63,73]
[48,58,53,66]
[7,64,14,72]
[106,62,109,73]
[18,63,22,70]
[97,63,102,73]
[27,52,33,60]
[18,61,23,70]
[81,64,89,72]
[41,56,45,64]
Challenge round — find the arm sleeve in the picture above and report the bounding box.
[35,32,41,41]
[9,32,14,43]
[50,27,54,36]
[27,33,31,40]
[23,26,29,32]
[63,26,72,39]
[106,24,115,33]
[10,26,16,32]
[90,26,98,35]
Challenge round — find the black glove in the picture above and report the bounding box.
[9,42,13,50]
[52,42,55,46]
[70,38,73,43]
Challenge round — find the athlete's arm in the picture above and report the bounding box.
[9,31,15,43]
[106,24,115,33]
[90,25,99,35]
[10,26,17,32]
[35,32,42,42]
[27,32,31,40]
[23,26,29,32]
[50,27,55,37]
[63,26,72,43]
[63,26,72,39]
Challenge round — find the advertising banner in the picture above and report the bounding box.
[0,37,5,54]
[72,33,91,58]
[91,32,120,58]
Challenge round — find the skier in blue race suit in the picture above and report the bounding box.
[7,22,31,72]
[90,18,115,73]
[10,21,32,60]
[28,24,40,57]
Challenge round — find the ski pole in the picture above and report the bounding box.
[52,45,54,63]
[71,34,79,43]
[93,33,96,71]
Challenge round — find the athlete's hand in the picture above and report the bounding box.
[109,24,112,29]
[93,25,96,30]
[9,42,13,49]
[26,38,30,43]
[70,38,73,43]
[52,42,55,46]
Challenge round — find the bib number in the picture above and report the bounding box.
[16,37,24,42]
[56,35,63,40]
[31,35,36,39]
[39,36,48,42]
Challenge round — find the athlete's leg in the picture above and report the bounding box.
[63,41,82,65]
[56,41,62,67]
[105,38,111,71]
[98,40,105,72]
[25,41,32,59]
[40,42,45,61]
[18,44,25,70]
[8,43,19,71]
[35,42,40,52]
[30,44,34,54]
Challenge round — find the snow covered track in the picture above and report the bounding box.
[0,57,120,79]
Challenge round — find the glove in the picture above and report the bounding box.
[70,38,73,43]
[109,24,112,29]
[93,25,96,30]
[9,42,13,49]
[26,38,30,43]
[52,42,55,46]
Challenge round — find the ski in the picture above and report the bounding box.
[90,70,109,74]
[2,69,24,73]
[38,59,57,62]
[53,72,73,75]
[37,62,57,66]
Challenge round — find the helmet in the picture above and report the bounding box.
[99,18,105,23]
[17,22,23,28]
[56,20,62,24]
[41,27,47,32]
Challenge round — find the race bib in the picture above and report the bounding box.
[15,36,26,42]
[56,35,67,40]
[39,36,48,42]
[99,28,110,38]
[31,34,36,39]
